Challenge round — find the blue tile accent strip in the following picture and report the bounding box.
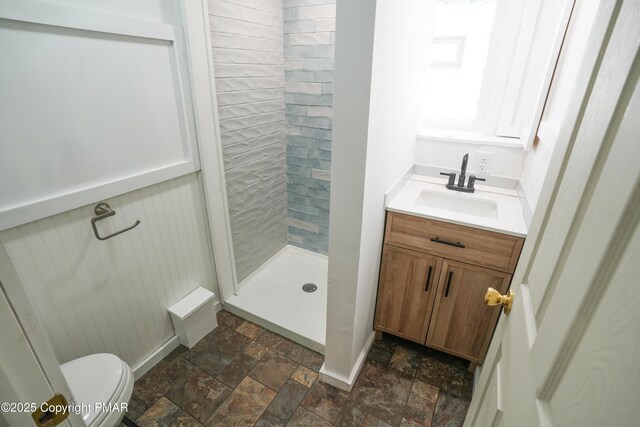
[283,0,335,253]
[284,20,315,33]
[285,70,315,81]
[284,93,333,106]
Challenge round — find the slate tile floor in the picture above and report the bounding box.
[124,311,472,427]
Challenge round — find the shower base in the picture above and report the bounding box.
[224,245,327,353]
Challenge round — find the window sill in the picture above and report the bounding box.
[417,129,523,149]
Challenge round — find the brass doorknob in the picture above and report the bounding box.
[484,288,514,315]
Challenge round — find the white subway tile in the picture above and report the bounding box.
[221,122,284,145]
[219,111,285,133]
[288,233,304,244]
[298,4,336,19]
[215,77,283,92]
[217,89,284,107]
[288,32,331,45]
[284,82,322,94]
[311,169,331,181]
[307,106,333,118]
[210,16,282,41]
[286,124,301,135]
[213,48,282,65]
[214,0,283,16]
[227,167,286,204]
[225,152,285,185]
[218,100,284,120]
[284,59,304,70]
[210,32,282,52]
[210,0,282,27]
[289,218,320,233]
[222,132,283,157]
[224,141,284,171]
[315,18,335,32]
[213,63,284,78]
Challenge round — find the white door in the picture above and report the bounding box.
[1,242,85,427]
[464,0,640,425]
[0,289,72,427]
[0,283,84,427]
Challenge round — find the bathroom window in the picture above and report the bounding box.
[430,37,466,68]
[419,0,570,149]
[422,0,498,127]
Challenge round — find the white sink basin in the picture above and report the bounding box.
[415,190,499,219]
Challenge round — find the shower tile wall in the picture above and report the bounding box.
[209,0,288,282]
[283,0,335,254]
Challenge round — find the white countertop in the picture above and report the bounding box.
[386,174,528,237]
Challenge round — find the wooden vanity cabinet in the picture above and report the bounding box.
[426,260,511,362]
[374,212,524,364]
[375,246,442,343]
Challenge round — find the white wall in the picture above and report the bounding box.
[0,0,201,231]
[0,173,218,371]
[351,0,430,370]
[323,0,376,383]
[323,0,428,388]
[415,137,525,178]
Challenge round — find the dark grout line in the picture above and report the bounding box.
[133,310,471,427]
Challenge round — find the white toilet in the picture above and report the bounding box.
[60,354,134,427]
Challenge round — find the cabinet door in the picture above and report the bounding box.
[375,245,442,343]
[426,259,511,363]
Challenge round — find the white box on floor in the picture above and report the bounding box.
[168,287,217,348]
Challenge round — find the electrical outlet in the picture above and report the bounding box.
[480,157,488,172]
[477,151,493,174]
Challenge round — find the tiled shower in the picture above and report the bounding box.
[210,0,288,283]
[208,0,335,348]
[283,2,335,255]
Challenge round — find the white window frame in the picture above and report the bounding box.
[496,0,576,150]
[420,0,576,151]
[0,1,201,230]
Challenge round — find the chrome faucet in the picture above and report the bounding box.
[439,153,486,193]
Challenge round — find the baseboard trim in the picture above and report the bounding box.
[132,336,181,380]
[319,331,375,392]
[132,299,222,379]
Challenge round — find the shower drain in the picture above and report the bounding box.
[302,283,317,293]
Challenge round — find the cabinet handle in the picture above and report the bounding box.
[430,237,465,248]
[424,266,433,292]
[444,271,453,297]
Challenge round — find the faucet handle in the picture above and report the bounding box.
[440,172,456,187]
[467,175,486,191]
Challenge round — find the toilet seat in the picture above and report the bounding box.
[60,353,133,427]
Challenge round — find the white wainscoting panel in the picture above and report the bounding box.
[0,173,218,368]
[0,1,199,231]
